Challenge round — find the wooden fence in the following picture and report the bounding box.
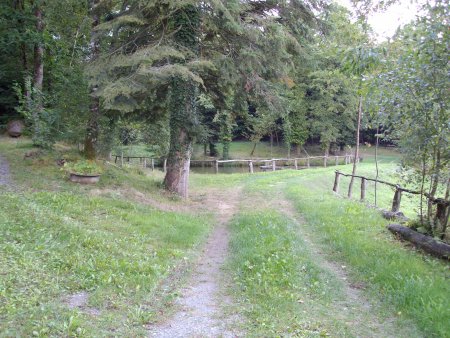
[113,154,167,172]
[114,154,356,174]
[192,154,356,174]
[332,171,449,226]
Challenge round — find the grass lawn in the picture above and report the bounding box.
[0,138,211,336]
[1,137,448,337]
[223,165,449,337]
[285,167,450,337]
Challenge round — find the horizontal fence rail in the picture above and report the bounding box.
[332,171,449,223]
[114,154,357,174]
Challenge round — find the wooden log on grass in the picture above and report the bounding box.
[387,224,450,260]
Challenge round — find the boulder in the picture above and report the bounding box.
[7,120,24,137]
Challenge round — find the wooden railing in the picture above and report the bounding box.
[192,155,356,174]
[332,171,449,220]
[114,154,356,173]
[113,154,167,172]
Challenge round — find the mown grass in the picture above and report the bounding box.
[226,168,427,337]
[0,138,211,336]
[2,137,447,337]
[284,168,450,338]
[228,212,354,337]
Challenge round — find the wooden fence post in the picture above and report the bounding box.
[333,171,341,193]
[215,160,219,174]
[294,159,298,170]
[323,156,327,167]
[391,186,402,212]
[307,157,310,168]
[249,161,254,174]
[335,156,338,166]
[272,160,276,171]
[143,158,147,168]
[360,177,366,201]
[151,158,155,171]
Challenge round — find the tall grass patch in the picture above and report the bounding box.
[286,173,450,338]
[0,191,210,336]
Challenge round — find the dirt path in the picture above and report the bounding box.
[0,154,12,187]
[148,188,242,337]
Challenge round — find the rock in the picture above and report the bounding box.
[7,120,24,137]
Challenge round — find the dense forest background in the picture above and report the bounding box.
[0,0,448,205]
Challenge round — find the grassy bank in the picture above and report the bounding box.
[285,169,450,337]
[225,164,448,337]
[0,139,211,336]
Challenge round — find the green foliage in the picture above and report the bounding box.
[63,160,103,175]
[371,1,449,232]
[13,77,58,148]
[306,70,359,150]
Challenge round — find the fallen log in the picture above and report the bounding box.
[382,211,409,223]
[387,224,450,260]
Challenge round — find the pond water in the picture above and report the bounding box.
[189,165,315,174]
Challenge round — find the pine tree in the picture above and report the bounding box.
[90,0,323,197]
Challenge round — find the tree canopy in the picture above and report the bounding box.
[0,0,448,204]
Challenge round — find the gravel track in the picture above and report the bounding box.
[148,188,242,338]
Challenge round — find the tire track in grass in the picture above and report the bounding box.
[276,196,420,337]
[231,174,420,337]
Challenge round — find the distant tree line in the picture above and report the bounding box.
[0,1,448,207]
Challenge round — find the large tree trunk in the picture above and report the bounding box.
[164,4,200,198]
[32,4,44,145]
[84,97,100,159]
[164,78,197,199]
[348,96,362,198]
[33,8,44,92]
[84,4,100,159]
[164,129,192,199]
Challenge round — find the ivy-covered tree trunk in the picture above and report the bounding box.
[84,1,100,159]
[32,4,44,146]
[163,4,200,198]
[84,96,100,159]
[164,78,198,198]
